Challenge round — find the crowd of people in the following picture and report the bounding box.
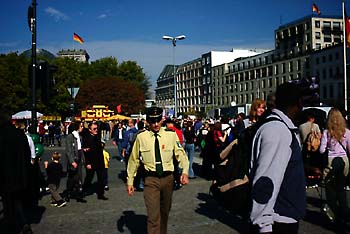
[2,82,350,233]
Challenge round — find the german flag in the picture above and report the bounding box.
[345,9,350,47]
[73,33,84,44]
[312,3,321,15]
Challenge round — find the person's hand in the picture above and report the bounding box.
[180,173,189,185]
[112,141,116,146]
[72,162,78,169]
[43,161,48,169]
[86,164,92,170]
[127,185,135,196]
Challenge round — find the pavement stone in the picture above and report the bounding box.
[4,138,342,233]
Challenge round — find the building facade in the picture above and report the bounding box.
[57,49,90,62]
[156,14,349,115]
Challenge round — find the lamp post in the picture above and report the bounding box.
[162,35,186,118]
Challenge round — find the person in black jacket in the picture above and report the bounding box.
[44,152,66,208]
[0,111,33,233]
[82,122,107,200]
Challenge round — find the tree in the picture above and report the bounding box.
[117,61,151,98]
[75,77,145,115]
[0,53,31,114]
[89,57,119,78]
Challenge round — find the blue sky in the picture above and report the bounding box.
[0,0,346,89]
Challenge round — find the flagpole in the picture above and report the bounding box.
[343,0,348,111]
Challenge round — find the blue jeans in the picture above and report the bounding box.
[116,139,123,158]
[185,143,195,178]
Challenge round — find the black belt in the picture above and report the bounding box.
[144,170,173,178]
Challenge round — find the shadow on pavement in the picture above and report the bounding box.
[195,192,249,234]
[117,210,147,234]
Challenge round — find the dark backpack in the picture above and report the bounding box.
[210,116,284,217]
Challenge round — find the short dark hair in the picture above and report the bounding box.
[275,82,304,110]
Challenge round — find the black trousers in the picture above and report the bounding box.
[82,167,104,197]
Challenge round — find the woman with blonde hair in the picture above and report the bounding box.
[244,99,266,128]
[319,107,350,223]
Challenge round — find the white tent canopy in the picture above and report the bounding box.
[12,110,43,120]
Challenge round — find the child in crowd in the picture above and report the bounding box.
[102,140,110,191]
[44,152,66,208]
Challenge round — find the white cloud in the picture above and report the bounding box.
[97,14,107,19]
[45,7,69,21]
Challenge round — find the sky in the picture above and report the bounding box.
[0,0,347,90]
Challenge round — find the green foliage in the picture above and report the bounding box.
[0,51,151,118]
[0,53,31,114]
[75,77,145,115]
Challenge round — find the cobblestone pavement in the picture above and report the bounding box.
[9,139,344,233]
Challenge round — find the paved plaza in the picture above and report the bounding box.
[4,139,343,234]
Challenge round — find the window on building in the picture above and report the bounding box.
[324,34,332,43]
[282,63,286,73]
[289,61,294,72]
[315,32,321,40]
[316,43,321,50]
[323,86,327,99]
[297,60,301,71]
[334,35,341,43]
[322,56,326,63]
[322,69,327,80]
[275,64,279,75]
[329,68,333,78]
[316,57,320,64]
[268,78,273,87]
[323,21,331,28]
[335,52,340,60]
[315,20,320,28]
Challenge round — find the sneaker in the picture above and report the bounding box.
[104,185,109,191]
[50,201,58,207]
[322,204,335,222]
[345,186,350,191]
[56,200,67,208]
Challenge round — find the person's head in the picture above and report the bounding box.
[307,113,316,123]
[137,120,145,131]
[128,119,136,128]
[68,121,83,134]
[275,82,304,121]
[213,121,222,131]
[145,107,163,133]
[237,113,245,121]
[326,107,346,141]
[88,122,98,135]
[249,99,266,122]
[52,152,61,161]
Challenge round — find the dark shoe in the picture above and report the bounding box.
[97,195,108,200]
[56,200,67,208]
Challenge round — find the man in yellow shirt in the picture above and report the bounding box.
[127,107,189,234]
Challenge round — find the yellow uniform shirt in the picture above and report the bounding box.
[127,127,189,186]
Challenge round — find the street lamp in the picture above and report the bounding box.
[162,35,186,117]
